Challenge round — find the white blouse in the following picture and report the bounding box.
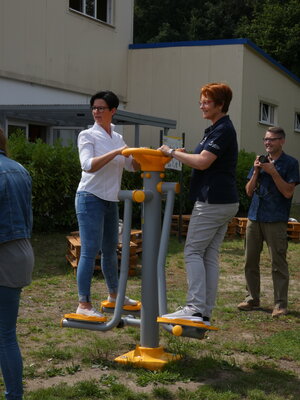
[77,123,134,201]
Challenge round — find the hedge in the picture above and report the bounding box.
[8,133,255,231]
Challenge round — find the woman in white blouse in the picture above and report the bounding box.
[75,90,139,317]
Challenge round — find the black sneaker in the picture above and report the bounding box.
[203,316,211,326]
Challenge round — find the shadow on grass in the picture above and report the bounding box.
[164,356,300,399]
[31,232,71,278]
[212,364,300,400]
[286,310,300,318]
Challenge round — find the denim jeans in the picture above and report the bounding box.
[185,201,239,317]
[0,286,23,400]
[75,192,119,303]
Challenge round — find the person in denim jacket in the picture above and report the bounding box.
[0,128,34,400]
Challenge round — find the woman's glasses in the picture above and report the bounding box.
[91,106,110,112]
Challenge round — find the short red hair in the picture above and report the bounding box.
[201,82,232,113]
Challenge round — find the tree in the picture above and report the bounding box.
[235,0,300,76]
[134,0,259,43]
[134,0,300,77]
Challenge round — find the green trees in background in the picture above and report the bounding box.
[8,133,255,231]
[134,0,300,77]
[236,0,300,77]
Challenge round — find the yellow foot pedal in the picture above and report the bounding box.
[157,317,218,331]
[64,313,107,323]
[101,300,141,313]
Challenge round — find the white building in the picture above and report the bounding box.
[0,1,299,200]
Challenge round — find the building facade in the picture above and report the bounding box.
[126,40,300,159]
[0,0,134,143]
[0,2,299,200]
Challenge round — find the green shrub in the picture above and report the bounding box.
[236,149,256,215]
[8,133,81,231]
[7,133,255,231]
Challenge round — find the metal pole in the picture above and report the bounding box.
[140,171,161,348]
[134,125,140,147]
[178,132,185,243]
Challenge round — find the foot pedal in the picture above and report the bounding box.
[64,313,107,323]
[100,300,141,315]
[157,317,218,331]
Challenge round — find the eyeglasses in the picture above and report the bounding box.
[263,137,282,142]
[91,106,110,112]
[198,100,214,107]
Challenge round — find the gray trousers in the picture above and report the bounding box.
[184,201,239,317]
[244,219,289,308]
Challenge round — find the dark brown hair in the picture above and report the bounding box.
[90,90,119,109]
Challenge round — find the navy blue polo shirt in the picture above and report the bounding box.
[248,152,300,222]
[190,115,239,204]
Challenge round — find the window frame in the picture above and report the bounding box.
[294,112,300,133]
[7,121,28,139]
[259,101,277,125]
[69,0,113,25]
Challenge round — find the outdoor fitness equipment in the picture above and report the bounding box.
[61,148,218,370]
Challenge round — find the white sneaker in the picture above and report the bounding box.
[76,306,104,318]
[162,306,203,322]
[107,295,138,306]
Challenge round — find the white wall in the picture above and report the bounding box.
[0,0,134,99]
[126,44,244,150]
[241,46,300,162]
[0,77,90,105]
[126,42,300,201]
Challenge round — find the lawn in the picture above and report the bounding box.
[3,231,300,400]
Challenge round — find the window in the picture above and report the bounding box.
[259,102,276,125]
[52,127,81,147]
[69,0,112,24]
[8,124,27,138]
[295,112,300,132]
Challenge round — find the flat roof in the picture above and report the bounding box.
[0,104,176,130]
[129,38,300,86]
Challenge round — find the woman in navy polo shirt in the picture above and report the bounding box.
[159,82,239,325]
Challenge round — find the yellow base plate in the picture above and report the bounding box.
[101,300,141,311]
[115,345,181,371]
[157,317,218,330]
[64,313,107,323]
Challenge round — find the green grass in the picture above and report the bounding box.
[2,230,299,400]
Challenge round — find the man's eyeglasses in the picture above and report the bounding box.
[198,100,214,107]
[263,137,282,143]
[91,106,110,112]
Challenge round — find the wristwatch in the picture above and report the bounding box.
[168,148,175,157]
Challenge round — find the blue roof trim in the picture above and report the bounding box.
[129,38,300,85]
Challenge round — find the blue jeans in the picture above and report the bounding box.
[0,286,23,400]
[75,192,119,303]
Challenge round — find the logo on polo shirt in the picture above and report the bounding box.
[208,141,220,150]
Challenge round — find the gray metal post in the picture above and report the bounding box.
[157,183,177,315]
[134,125,140,148]
[140,171,161,348]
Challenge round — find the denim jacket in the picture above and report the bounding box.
[0,151,33,244]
